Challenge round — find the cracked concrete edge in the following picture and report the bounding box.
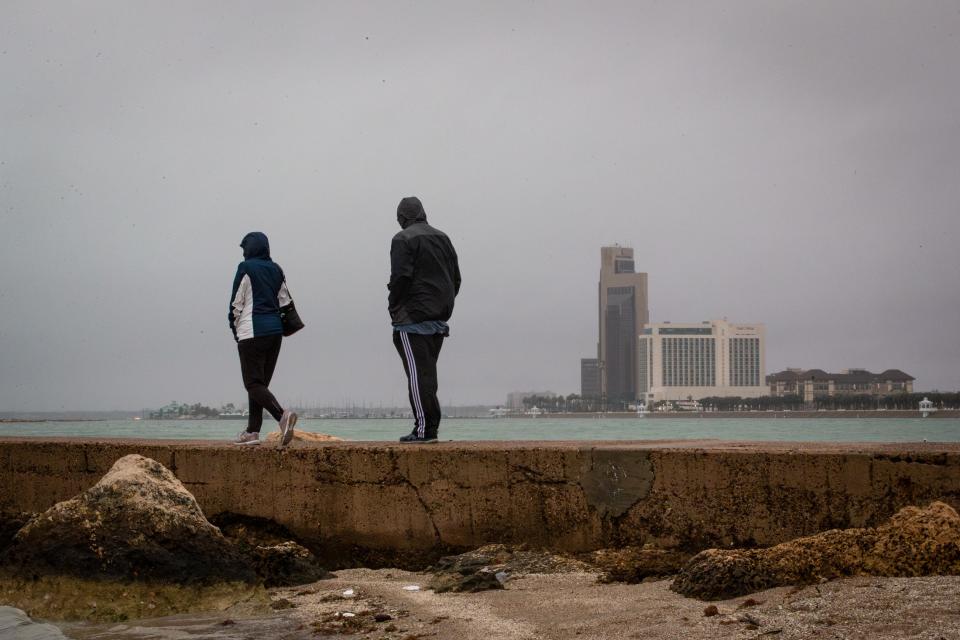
[389,447,444,546]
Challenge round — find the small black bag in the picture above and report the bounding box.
[280,301,305,336]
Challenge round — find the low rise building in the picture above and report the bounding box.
[767,368,915,403]
[638,319,767,403]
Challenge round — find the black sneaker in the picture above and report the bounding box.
[399,429,438,444]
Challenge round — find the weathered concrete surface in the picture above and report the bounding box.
[1,439,959,567]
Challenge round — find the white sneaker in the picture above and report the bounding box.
[279,410,298,447]
[233,431,260,446]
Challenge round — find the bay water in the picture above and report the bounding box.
[2,416,959,443]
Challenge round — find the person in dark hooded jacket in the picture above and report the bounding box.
[228,232,298,446]
[388,197,461,443]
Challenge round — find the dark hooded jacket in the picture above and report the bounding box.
[388,197,461,325]
[228,232,290,340]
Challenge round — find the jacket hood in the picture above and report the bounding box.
[397,196,428,229]
[240,232,271,260]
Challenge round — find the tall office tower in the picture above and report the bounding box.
[598,246,649,405]
[580,358,601,398]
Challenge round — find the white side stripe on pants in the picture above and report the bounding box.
[400,332,426,437]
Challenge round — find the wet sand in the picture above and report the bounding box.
[62,570,960,640]
[283,569,960,640]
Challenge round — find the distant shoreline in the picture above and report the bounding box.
[1,411,958,424]
[0,419,107,423]
[508,409,960,419]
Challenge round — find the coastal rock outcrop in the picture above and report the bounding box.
[3,454,256,584]
[671,501,960,600]
[426,544,589,593]
[590,546,690,584]
[209,512,334,587]
[0,512,32,554]
[252,541,334,588]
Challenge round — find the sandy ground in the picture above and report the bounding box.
[263,569,960,640]
[55,569,960,639]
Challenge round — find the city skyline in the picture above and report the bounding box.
[586,245,769,406]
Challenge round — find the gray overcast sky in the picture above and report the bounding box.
[1,1,958,411]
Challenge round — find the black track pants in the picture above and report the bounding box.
[393,331,444,437]
[237,334,284,432]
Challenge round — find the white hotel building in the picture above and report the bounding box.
[637,319,767,403]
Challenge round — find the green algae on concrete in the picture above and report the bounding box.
[0,575,269,622]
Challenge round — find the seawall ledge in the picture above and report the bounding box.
[2,438,959,566]
[2,436,960,452]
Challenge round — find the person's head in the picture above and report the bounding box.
[397,196,427,229]
[240,232,270,260]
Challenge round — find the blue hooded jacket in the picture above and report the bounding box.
[228,232,290,340]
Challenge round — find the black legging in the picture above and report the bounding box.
[237,334,284,432]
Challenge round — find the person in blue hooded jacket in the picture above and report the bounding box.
[228,232,297,446]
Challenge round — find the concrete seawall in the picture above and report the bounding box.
[2,439,959,567]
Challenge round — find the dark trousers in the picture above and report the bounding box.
[237,334,284,432]
[393,331,444,437]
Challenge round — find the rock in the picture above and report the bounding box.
[0,512,32,554]
[432,544,589,578]
[428,546,508,592]
[0,606,70,639]
[2,454,256,584]
[269,598,295,610]
[703,605,719,616]
[263,430,342,444]
[738,612,762,626]
[433,552,496,575]
[311,611,377,635]
[590,547,690,583]
[672,501,960,600]
[211,512,302,548]
[427,544,589,593]
[252,541,334,588]
[210,513,333,587]
[428,569,504,593]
